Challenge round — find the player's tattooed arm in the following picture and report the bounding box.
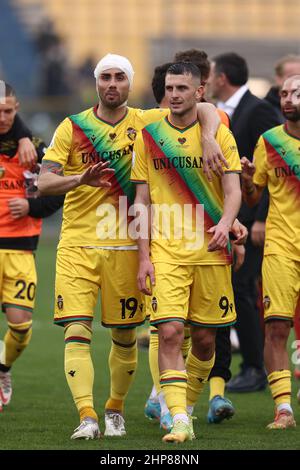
[38,159,114,195]
[40,159,64,176]
[38,159,79,195]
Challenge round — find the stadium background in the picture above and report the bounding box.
[1,0,300,450]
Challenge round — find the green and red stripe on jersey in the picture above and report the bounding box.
[263,125,300,199]
[69,110,135,205]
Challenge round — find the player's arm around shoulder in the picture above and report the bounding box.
[219,124,242,208]
[197,103,230,181]
[132,107,168,130]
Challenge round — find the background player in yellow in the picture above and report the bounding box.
[241,75,300,430]
[38,53,226,440]
[132,62,242,443]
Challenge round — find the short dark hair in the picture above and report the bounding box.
[151,62,173,105]
[174,49,210,84]
[167,62,201,81]
[213,53,248,86]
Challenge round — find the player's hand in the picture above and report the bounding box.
[232,244,245,271]
[251,220,265,247]
[78,161,115,188]
[18,138,37,168]
[8,198,30,219]
[231,219,248,245]
[137,259,155,295]
[207,221,230,251]
[201,136,229,181]
[241,156,255,182]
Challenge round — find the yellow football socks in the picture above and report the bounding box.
[64,322,96,418]
[209,376,226,400]
[105,328,137,414]
[79,406,98,422]
[149,329,161,393]
[268,370,291,406]
[160,369,188,417]
[186,351,215,407]
[3,320,32,367]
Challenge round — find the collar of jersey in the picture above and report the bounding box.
[283,122,300,142]
[164,115,198,133]
[93,105,129,127]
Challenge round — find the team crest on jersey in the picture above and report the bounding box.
[0,166,5,178]
[151,296,158,312]
[178,137,186,145]
[159,139,164,146]
[126,127,137,141]
[263,295,271,310]
[91,134,96,143]
[57,295,64,310]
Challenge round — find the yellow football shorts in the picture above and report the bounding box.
[149,262,236,327]
[0,250,37,313]
[262,254,300,322]
[54,247,146,328]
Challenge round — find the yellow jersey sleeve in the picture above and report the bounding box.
[217,124,241,172]
[133,108,168,130]
[130,131,148,183]
[253,136,268,187]
[43,118,73,167]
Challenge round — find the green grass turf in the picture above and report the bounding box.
[0,238,300,450]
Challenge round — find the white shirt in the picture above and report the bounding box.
[217,84,249,118]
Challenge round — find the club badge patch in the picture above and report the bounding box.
[126,127,137,141]
[263,295,271,310]
[57,295,64,310]
[151,296,158,312]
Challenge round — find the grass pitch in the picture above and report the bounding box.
[0,237,300,451]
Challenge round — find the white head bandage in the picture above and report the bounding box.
[94,53,134,90]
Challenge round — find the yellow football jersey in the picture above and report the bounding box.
[131,117,241,265]
[43,106,167,248]
[253,124,300,261]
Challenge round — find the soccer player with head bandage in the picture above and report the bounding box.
[38,52,228,440]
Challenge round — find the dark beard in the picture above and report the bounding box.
[282,109,300,122]
[101,98,124,109]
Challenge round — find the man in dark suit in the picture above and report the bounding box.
[208,52,282,392]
